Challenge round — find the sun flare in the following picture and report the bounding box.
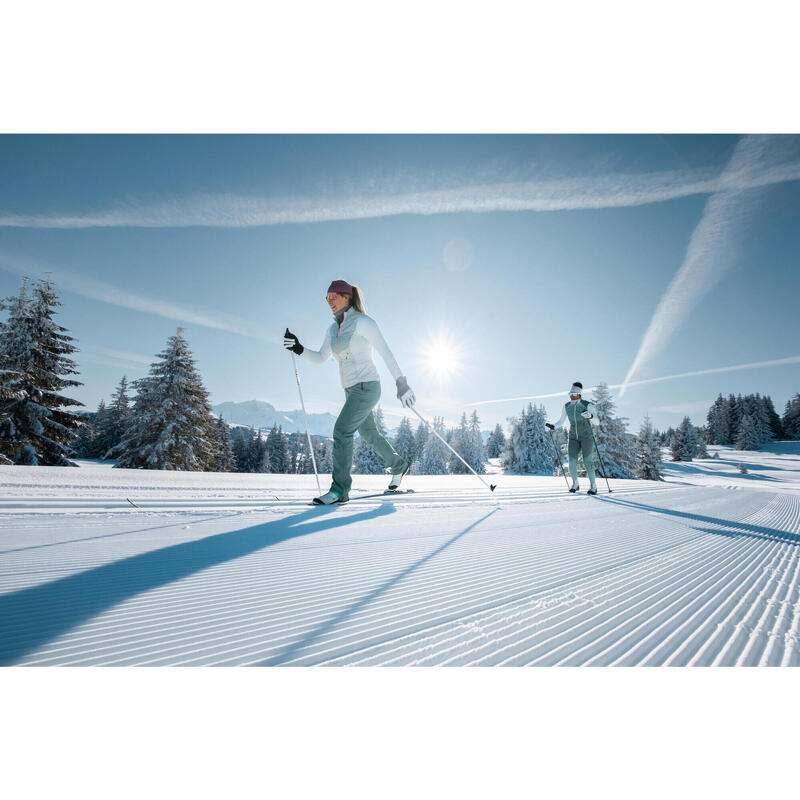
[419,334,463,382]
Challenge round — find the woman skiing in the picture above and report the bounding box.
[283,280,415,504]
[545,382,599,495]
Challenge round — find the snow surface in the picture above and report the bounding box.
[2,444,800,666]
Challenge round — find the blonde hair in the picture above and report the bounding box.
[350,286,366,313]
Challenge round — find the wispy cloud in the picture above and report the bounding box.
[619,135,800,397]
[466,355,800,407]
[79,346,153,372]
[0,253,276,342]
[2,157,800,229]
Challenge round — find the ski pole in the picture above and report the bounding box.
[410,406,496,492]
[288,342,321,496]
[547,428,571,490]
[588,423,612,493]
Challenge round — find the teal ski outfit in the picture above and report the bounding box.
[301,308,408,499]
[553,399,598,487]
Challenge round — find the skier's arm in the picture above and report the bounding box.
[300,328,333,364]
[583,401,599,425]
[552,408,567,428]
[357,315,402,380]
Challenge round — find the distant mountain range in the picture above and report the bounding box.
[212,400,337,437]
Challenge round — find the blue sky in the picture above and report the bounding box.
[1,134,799,433]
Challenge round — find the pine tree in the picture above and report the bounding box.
[449,413,471,474]
[231,427,249,471]
[414,421,429,464]
[248,428,267,473]
[265,424,290,473]
[783,394,800,440]
[318,438,334,474]
[113,328,216,470]
[590,383,636,478]
[485,423,506,459]
[635,415,663,481]
[468,410,486,474]
[210,416,235,472]
[91,399,115,458]
[735,413,761,450]
[0,277,84,465]
[102,375,132,458]
[763,395,783,440]
[418,416,450,474]
[502,403,554,475]
[706,394,732,445]
[392,417,416,467]
[671,416,699,461]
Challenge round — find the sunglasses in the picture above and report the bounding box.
[325,293,340,302]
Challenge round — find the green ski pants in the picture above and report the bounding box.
[568,434,597,485]
[331,381,407,499]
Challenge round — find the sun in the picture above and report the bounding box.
[419,333,464,382]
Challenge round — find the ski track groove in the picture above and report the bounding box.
[2,485,799,666]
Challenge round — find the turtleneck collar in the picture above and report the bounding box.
[334,307,348,326]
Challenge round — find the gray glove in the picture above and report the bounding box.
[396,376,415,408]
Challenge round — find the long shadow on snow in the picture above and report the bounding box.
[0,511,256,556]
[594,496,800,546]
[259,508,499,666]
[0,504,394,666]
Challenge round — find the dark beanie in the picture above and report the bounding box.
[327,280,353,297]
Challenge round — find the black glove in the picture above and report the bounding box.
[283,328,304,355]
[545,423,555,430]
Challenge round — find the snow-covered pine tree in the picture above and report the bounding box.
[671,416,699,461]
[706,394,732,444]
[763,395,783,440]
[353,407,388,474]
[113,328,216,470]
[230,427,248,471]
[0,278,84,465]
[590,383,636,479]
[418,416,450,474]
[102,375,132,458]
[91,399,115,458]
[449,413,471,474]
[318,438,334,473]
[211,416,235,472]
[635,414,663,481]
[485,423,506,459]
[468,410,486,474]
[248,428,267,473]
[265,424,290,472]
[735,413,761,450]
[392,416,416,466]
[414,421,429,463]
[783,394,800,440]
[502,403,553,475]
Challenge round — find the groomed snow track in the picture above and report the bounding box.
[2,462,799,666]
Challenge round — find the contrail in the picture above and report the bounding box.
[619,135,800,397]
[466,355,800,407]
[2,158,800,229]
[0,254,276,342]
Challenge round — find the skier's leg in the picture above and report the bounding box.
[567,437,580,490]
[357,390,407,475]
[331,384,380,499]
[582,434,597,491]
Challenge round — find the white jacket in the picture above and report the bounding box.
[301,309,403,389]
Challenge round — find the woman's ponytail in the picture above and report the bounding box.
[351,286,366,313]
